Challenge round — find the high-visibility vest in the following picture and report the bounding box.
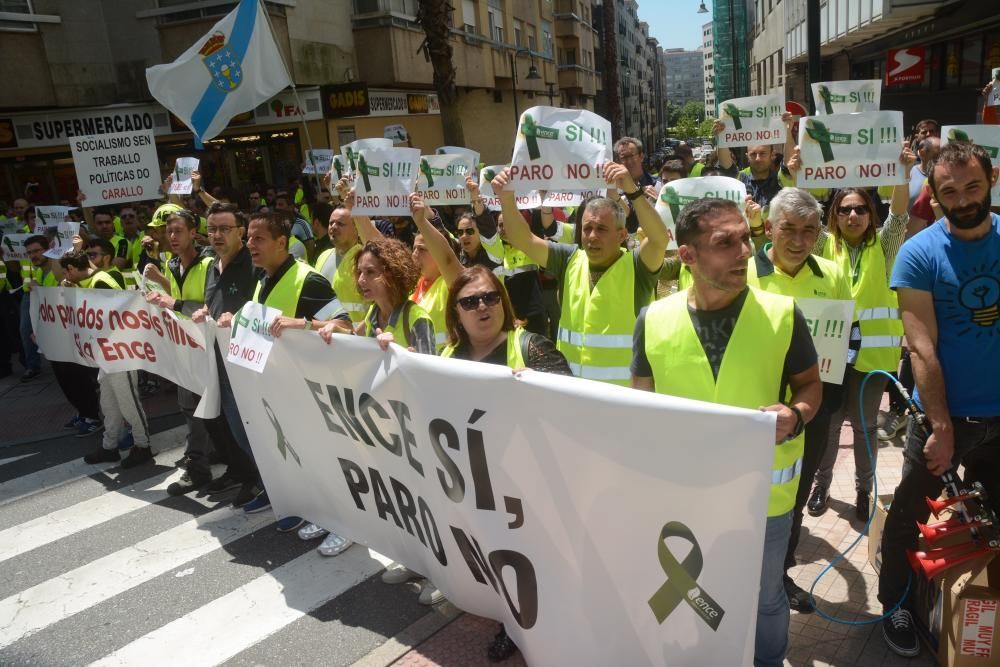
[821,235,903,373]
[557,248,641,385]
[252,261,319,318]
[126,236,143,269]
[750,246,851,302]
[289,235,306,260]
[413,275,449,350]
[315,244,366,323]
[20,262,58,292]
[363,300,433,348]
[167,256,213,303]
[0,261,7,293]
[81,270,122,290]
[644,287,804,516]
[441,327,527,369]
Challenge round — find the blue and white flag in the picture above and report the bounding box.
[145,0,290,147]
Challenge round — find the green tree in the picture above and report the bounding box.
[675,115,700,140]
[698,117,716,138]
[680,100,706,123]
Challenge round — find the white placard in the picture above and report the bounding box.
[796,111,906,188]
[1,233,31,260]
[655,176,749,250]
[331,154,349,181]
[941,125,1000,201]
[541,189,607,208]
[416,154,472,205]
[988,69,1000,107]
[509,106,613,194]
[479,165,541,211]
[352,147,421,216]
[168,157,199,194]
[226,301,281,373]
[35,205,72,227]
[302,149,333,175]
[384,124,409,143]
[796,298,855,385]
[70,129,161,206]
[436,145,481,174]
[341,138,393,174]
[717,93,787,147]
[811,80,882,115]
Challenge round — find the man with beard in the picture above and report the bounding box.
[878,141,1000,658]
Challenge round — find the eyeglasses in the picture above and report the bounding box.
[457,291,502,311]
[456,228,477,236]
[836,205,869,216]
[207,226,237,235]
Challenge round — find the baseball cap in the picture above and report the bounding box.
[148,203,184,228]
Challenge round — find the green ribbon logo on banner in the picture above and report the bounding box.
[263,398,301,466]
[520,114,560,160]
[648,521,725,631]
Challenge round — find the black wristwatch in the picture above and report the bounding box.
[624,188,645,201]
[784,405,805,442]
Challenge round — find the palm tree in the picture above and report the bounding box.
[600,0,623,137]
[416,0,465,146]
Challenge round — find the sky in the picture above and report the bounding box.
[641,1,713,52]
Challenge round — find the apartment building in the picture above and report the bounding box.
[702,21,716,117]
[663,48,706,108]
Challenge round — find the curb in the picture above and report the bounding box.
[349,603,462,667]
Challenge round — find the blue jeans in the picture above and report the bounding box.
[757,511,792,667]
[19,292,40,371]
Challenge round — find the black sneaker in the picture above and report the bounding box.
[882,608,920,657]
[856,490,871,522]
[233,483,262,508]
[174,454,190,469]
[167,470,212,496]
[84,447,120,464]
[784,578,814,614]
[121,446,154,469]
[206,473,242,494]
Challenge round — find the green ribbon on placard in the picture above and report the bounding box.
[648,521,725,631]
[263,398,301,466]
[520,113,559,160]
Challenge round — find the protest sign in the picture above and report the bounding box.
[70,129,161,206]
[331,154,348,181]
[32,221,78,251]
[416,154,472,205]
[717,93,786,148]
[655,176,748,250]
[226,301,280,373]
[168,157,199,194]
[479,165,541,211]
[942,125,1000,201]
[341,138,393,174]
[352,147,421,216]
[541,189,606,208]
[508,106,612,194]
[385,124,409,143]
[30,287,218,416]
[795,298,855,384]
[302,149,333,175]
[35,205,72,228]
[436,146,481,174]
[223,328,775,666]
[811,80,881,115]
[988,69,1000,107]
[796,111,906,188]
[1,233,31,260]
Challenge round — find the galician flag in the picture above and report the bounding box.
[145,0,290,147]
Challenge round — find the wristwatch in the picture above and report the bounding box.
[624,188,645,201]
[784,405,805,442]
[304,317,313,331]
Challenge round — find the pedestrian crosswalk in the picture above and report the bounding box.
[0,425,439,666]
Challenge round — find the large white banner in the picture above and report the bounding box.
[30,287,219,416]
[416,154,472,205]
[509,106,613,194]
[70,130,161,205]
[223,330,776,667]
[655,176,748,250]
[717,93,786,148]
[796,298,855,385]
[796,111,906,188]
[811,80,881,115]
[942,125,1000,201]
[479,165,541,211]
[353,147,421,216]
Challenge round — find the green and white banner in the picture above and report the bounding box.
[35,205,72,228]
[942,125,1000,201]
[655,176,748,250]
[795,298,855,385]
[479,164,541,211]
[796,111,906,188]
[353,147,421,216]
[416,154,472,205]
[340,138,393,179]
[717,93,786,148]
[436,145,481,175]
[811,80,881,115]
[508,106,613,194]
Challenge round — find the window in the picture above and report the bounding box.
[462,0,477,33]
[0,0,36,31]
[541,20,553,57]
[527,23,537,51]
[513,18,522,47]
[488,5,504,42]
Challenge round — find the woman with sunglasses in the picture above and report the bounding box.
[802,142,917,521]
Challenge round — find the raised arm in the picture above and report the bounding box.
[713,120,734,170]
[339,182,382,244]
[605,162,667,272]
[492,168,550,268]
[890,141,918,217]
[409,192,462,287]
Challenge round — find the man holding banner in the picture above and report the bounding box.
[632,197,821,667]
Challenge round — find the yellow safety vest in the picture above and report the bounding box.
[441,327,527,369]
[750,247,851,301]
[821,235,903,373]
[81,270,122,290]
[644,287,803,516]
[315,245,367,323]
[558,248,640,385]
[0,262,7,293]
[252,261,319,318]
[20,262,58,292]
[414,275,450,350]
[167,256,213,303]
[363,300,434,348]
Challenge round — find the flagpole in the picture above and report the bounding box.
[256,0,323,196]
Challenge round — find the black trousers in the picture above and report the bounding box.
[51,361,100,420]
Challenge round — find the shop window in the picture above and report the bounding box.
[944,41,960,90]
[960,36,984,87]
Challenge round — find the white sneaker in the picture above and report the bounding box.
[418,580,445,605]
[317,532,353,556]
[381,564,421,584]
[297,523,328,541]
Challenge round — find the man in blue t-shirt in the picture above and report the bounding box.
[878,141,1000,658]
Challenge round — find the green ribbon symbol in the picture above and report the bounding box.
[660,186,681,222]
[520,113,559,160]
[818,85,836,114]
[333,155,344,180]
[948,128,971,143]
[356,155,373,191]
[346,146,357,171]
[263,398,301,466]
[231,307,250,338]
[648,521,724,631]
[722,103,752,130]
[804,119,851,163]
[420,158,435,187]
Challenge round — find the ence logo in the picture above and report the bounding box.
[648,521,725,631]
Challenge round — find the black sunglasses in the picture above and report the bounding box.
[836,205,869,216]
[457,291,502,311]
[456,228,477,236]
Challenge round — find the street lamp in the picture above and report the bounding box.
[511,48,541,130]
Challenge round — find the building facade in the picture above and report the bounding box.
[702,21,716,117]
[663,48,706,109]
[712,0,752,103]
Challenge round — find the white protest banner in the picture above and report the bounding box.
[795,298,855,384]
[30,286,218,416]
[436,145,481,174]
[302,149,333,175]
[541,189,606,208]
[35,205,72,227]
[353,147,421,216]
[341,138,393,174]
[796,111,906,188]
[942,125,1000,201]
[226,301,280,373]
[811,80,881,115]
[1,233,31,260]
[509,106,612,194]
[479,165,541,211]
[385,124,409,144]
[987,69,1000,107]
[416,154,472,205]
[717,93,786,148]
[223,329,775,667]
[168,157,199,194]
[70,129,161,206]
[331,153,349,181]
[655,176,748,250]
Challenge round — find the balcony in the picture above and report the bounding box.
[558,65,597,96]
[555,15,583,41]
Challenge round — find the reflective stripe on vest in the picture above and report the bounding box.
[363,301,434,348]
[644,287,803,517]
[860,335,903,349]
[557,248,639,386]
[858,306,899,321]
[494,264,538,279]
[252,261,318,317]
[415,276,449,352]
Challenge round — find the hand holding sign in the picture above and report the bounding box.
[508,106,612,194]
[168,157,199,194]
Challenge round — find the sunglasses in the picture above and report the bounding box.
[837,205,870,216]
[457,291,502,311]
[456,228,477,236]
